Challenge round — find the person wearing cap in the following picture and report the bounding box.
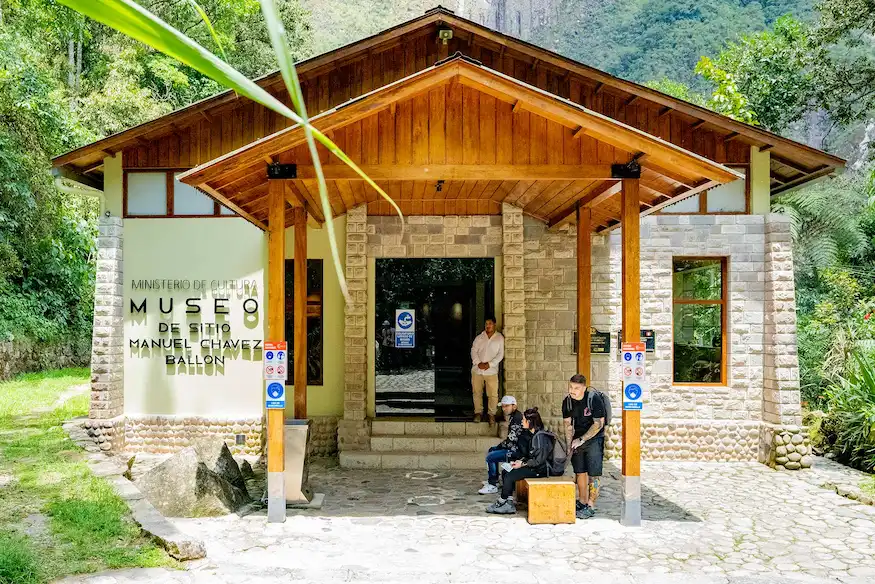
[471,316,504,425]
[478,395,523,494]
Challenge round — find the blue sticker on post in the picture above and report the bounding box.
[623,382,643,410]
[266,381,285,409]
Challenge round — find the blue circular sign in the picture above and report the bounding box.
[623,352,632,361]
[267,382,284,399]
[276,351,285,361]
[625,383,642,400]
[397,311,414,330]
[636,352,644,361]
[265,351,274,360]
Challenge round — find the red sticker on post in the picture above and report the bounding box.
[264,341,288,381]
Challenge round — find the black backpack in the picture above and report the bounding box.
[564,387,613,430]
[534,430,567,476]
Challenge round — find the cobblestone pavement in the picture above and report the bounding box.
[57,459,875,584]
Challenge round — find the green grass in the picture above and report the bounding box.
[0,368,175,583]
[863,476,875,497]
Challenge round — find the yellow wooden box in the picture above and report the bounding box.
[523,477,576,525]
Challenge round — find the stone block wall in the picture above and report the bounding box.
[0,340,90,381]
[366,214,503,257]
[338,205,371,451]
[760,214,806,470]
[88,216,126,451]
[502,205,527,406]
[522,214,775,460]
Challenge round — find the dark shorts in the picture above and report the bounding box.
[571,436,604,477]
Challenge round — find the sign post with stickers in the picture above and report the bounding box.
[621,342,646,411]
[394,309,415,348]
[264,341,288,409]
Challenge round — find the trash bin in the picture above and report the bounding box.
[284,419,313,505]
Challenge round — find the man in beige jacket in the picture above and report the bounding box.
[470,317,504,425]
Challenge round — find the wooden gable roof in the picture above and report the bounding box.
[178,55,741,231]
[52,5,843,195]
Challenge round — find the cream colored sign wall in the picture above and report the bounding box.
[124,218,266,417]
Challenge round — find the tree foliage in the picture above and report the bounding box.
[0,0,312,345]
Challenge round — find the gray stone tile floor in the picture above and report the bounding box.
[56,458,875,584]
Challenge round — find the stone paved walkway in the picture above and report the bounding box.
[57,459,875,584]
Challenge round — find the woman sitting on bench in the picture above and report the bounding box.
[486,407,551,515]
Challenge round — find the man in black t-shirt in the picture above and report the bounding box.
[562,374,606,520]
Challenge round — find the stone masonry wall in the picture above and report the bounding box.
[366,215,503,257]
[502,205,527,407]
[760,214,807,470]
[523,214,774,461]
[88,216,126,452]
[338,205,370,451]
[0,340,90,381]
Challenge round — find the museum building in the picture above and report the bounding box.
[51,6,843,473]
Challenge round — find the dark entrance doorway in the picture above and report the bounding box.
[375,258,496,420]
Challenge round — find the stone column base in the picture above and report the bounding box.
[338,419,371,451]
[759,423,813,470]
[309,416,340,456]
[84,416,126,452]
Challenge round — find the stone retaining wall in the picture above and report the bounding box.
[0,339,90,381]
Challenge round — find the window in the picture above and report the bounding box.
[660,166,750,215]
[284,259,324,385]
[672,258,727,384]
[124,169,237,218]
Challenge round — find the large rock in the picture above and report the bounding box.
[136,447,251,517]
[192,438,247,492]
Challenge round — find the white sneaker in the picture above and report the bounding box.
[478,483,499,495]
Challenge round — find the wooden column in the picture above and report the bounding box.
[576,204,591,379]
[620,178,641,527]
[266,179,286,523]
[293,206,308,419]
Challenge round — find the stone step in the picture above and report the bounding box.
[370,434,501,453]
[371,419,499,437]
[340,451,485,470]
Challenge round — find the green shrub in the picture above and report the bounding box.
[827,351,875,472]
[0,531,41,584]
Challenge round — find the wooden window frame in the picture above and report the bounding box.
[657,164,751,216]
[671,256,729,387]
[123,168,227,218]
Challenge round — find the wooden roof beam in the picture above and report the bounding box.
[771,166,836,195]
[690,120,706,130]
[658,106,672,118]
[771,154,823,176]
[513,100,524,113]
[294,164,618,181]
[625,95,640,106]
[199,183,267,230]
[547,180,621,228]
[759,144,774,152]
[283,182,324,227]
[723,131,740,143]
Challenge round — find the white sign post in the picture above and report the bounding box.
[264,341,287,409]
[621,342,645,411]
[394,309,415,348]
